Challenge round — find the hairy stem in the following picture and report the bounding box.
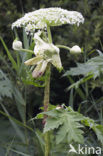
[44,64,51,115]
[44,64,51,156]
[44,25,52,156]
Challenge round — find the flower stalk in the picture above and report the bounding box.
[56,44,82,54]
[43,25,52,156]
[47,25,52,43]
[43,63,51,156]
[20,49,34,54]
[56,44,71,51]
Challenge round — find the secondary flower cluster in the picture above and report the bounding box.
[12,35,82,78]
[24,32,62,78]
[12,7,84,34]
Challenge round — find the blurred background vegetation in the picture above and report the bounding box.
[0,0,103,155]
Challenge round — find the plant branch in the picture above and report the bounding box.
[47,25,52,43]
[56,44,70,51]
[20,49,34,54]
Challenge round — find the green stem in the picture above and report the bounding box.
[47,25,52,43]
[56,44,71,51]
[44,64,51,114]
[44,64,51,156]
[19,49,34,54]
[43,25,52,156]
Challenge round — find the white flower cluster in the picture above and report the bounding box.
[24,33,62,78]
[12,8,84,34]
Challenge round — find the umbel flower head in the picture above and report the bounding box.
[12,7,84,34]
[24,32,62,78]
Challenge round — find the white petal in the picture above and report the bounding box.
[24,56,43,66]
[40,61,48,73]
[32,61,48,78]
[51,53,62,70]
[32,62,43,78]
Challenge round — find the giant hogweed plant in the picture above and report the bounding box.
[11,8,103,156]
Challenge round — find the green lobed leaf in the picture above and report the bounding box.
[44,117,63,133]
[67,74,93,90]
[0,104,25,143]
[0,69,26,122]
[0,70,12,98]
[92,124,103,145]
[64,55,103,77]
[64,54,103,89]
[82,117,103,145]
[0,80,12,98]
[34,113,44,120]
[43,106,103,145]
[43,108,84,144]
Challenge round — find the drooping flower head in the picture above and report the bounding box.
[24,32,62,78]
[12,8,84,35]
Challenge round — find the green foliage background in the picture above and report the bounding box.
[0,0,103,155]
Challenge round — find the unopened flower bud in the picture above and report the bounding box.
[12,40,22,50]
[70,45,81,54]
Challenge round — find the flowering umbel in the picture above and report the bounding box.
[24,32,62,78]
[12,8,84,35]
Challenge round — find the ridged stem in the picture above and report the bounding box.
[44,64,51,156]
[44,25,52,156]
